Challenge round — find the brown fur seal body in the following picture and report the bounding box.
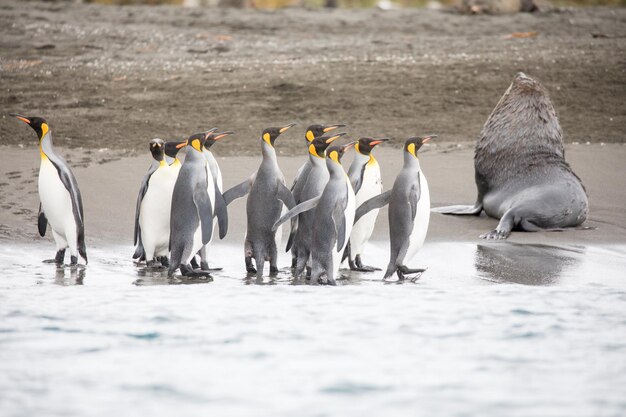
[433,72,588,239]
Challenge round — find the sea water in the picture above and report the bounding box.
[1,241,625,417]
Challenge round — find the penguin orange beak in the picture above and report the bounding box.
[325,133,346,144]
[421,135,438,144]
[176,140,188,149]
[370,138,390,147]
[279,123,296,134]
[341,141,357,152]
[203,127,218,140]
[213,131,235,141]
[10,113,31,124]
[322,124,346,133]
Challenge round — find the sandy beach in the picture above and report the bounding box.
[1,1,625,154]
[1,140,625,249]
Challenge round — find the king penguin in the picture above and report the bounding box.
[164,140,186,168]
[134,139,186,264]
[194,130,234,271]
[273,142,356,285]
[288,132,346,278]
[222,123,297,279]
[12,114,87,266]
[290,123,345,267]
[168,132,220,277]
[134,138,187,268]
[343,137,389,272]
[354,135,436,281]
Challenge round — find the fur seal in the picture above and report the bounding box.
[433,72,588,239]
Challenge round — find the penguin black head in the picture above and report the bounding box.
[355,137,389,156]
[186,130,213,153]
[305,123,346,143]
[405,135,437,158]
[261,123,296,147]
[309,133,346,158]
[164,139,187,159]
[204,130,235,150]
[149,138,165,161]
[327,142,356,164]
[11,114,49,140]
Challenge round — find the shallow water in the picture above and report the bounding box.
[1,241,625,417]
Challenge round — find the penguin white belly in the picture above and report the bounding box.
[402,173,430,265]
[39,158,76,250]
[188,227,204,264]
[205,162,217,245]
[139,167,172,259]
[274,204,287,254]
[206,154,223,244]
[332,179,356,277]
[350,163,382,255]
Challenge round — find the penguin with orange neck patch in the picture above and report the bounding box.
[343,137,389,272]
[12,114,87,266]
[134,138,186,264]
[168,132,216,278]
[222,123,297,279]
[290,123,345,267]
[355,135,436,281]
[273,142,357,285]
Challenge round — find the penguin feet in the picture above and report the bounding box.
[349,260,372,272]
[44,249,66,265]
[245,257,257,274]
[480,228,511,240]
[200,261,223,272]
[396,265,426,282]
[157,256,169,267]
[315,274,336,286]
[146,259,166,271]
[354,255,381,272]
[269,265,279,276]
[190,257,201,270]
[179,264,212,278]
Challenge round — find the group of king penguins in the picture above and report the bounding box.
[12,113,435,285]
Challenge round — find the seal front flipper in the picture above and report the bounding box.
[272,195,321,232]
[354,190,391,225]
[193,184,213,245]
[431,202,482,215]
[38,203,47,237]
[480,209,515,240]
[214,191,228,239]
[223,173,256,206]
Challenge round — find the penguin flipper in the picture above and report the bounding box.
[354,190,392,224]
[276,181,296,209]
[193,185,213,245]
[38,203,47,237]
[214,191,229,240]
[431,202,482,215]
[276,181,299,251]
[333,200,348,252]
[409,174,422,221]
[272,196,321,232]
[48,155,88,263]
[134,163,159,245]
[223,174,256,206]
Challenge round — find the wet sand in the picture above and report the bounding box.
[0,141,624,251]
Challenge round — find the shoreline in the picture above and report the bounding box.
[1,142,624,249]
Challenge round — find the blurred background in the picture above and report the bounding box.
[81,0,626,8]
